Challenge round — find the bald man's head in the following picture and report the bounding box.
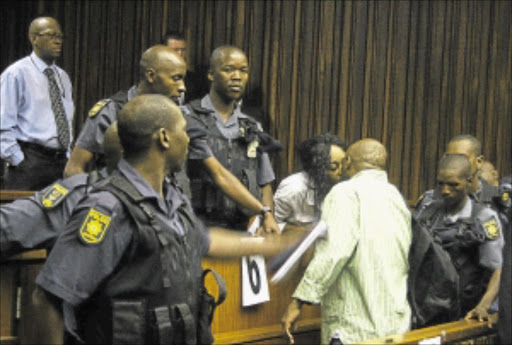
[139,45,187,103]
[344,139,387,178]
[118,94,189,176]
[28,17,63,63]
[103,122,122,173]
[479,160,499,187]
[446,135,483,178]
[29,17,60,36]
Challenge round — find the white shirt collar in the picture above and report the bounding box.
[30,51,55,73]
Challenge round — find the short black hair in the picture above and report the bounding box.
[438,153,472,179]
[161,30,185,44]
[449,134,482,156]
[118,95,178,158]
[209,45,246,71]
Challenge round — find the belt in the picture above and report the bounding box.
[18,141,67,160]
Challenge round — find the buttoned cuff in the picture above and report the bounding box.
[9,150,25,166]
[292,277,322,304]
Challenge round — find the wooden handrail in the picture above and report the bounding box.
[357,318,498,344]
[0,190,35,203]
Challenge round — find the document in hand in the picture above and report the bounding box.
[269,221,328,284]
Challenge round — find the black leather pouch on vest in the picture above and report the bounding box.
[197,269,227,345]
[112,299,147,345]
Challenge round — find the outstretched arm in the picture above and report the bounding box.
[207,228,297,258]
[203,157,280,233]
[64,146,93,177]
[465,268,501,326]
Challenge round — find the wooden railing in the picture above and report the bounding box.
[357,319,498,344]
[0,191,498,344]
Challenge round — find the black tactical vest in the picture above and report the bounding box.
[425,202,490,315]
[76,172,204,344]
[186,101,262,224]
[474,178,499,207]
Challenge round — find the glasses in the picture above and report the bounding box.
[34,33,65,40]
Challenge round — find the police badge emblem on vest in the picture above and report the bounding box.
[247,139,259,158]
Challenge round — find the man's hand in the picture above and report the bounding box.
[465,269,501,328]
[281,299,303,344]
[261,212,281,235]
[464,302,496,328]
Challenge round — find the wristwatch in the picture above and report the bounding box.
[260,205,272,216]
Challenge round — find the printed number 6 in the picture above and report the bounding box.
[246,257,261,293]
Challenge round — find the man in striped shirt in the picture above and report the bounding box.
[282,138,412,344]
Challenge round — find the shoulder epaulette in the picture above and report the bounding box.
[39,174,90,209]
[88,99,111,118]
[187,99,214,116]
[40,183,70,208]
[110,90,131,109]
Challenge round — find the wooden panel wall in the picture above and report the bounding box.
[1,0,511,201]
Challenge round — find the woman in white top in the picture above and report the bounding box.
[274,133,347,233]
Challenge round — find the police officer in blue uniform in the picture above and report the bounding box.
[416,135,499,214]
[33,95,289,344]
[415,154,503,321]
[64,45,280,234]
[0,123,121,259]
[187,46,282,229]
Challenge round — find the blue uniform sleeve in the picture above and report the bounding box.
[0,177,89,258]
[0,197,50,258]
[257,152,275,186]
[35,191,133,306]
[74,101,118,154]
[197,219,210,257]
[477,209,504,270]
[184,113,213,160]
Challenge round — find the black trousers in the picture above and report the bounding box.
[1,142,67,191]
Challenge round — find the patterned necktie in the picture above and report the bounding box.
[43,68,70,149]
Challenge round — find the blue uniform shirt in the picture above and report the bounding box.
[75,86,138,154]
[75,86,212,160]
[0,172,105,258]
[440,196,504,270]
[36,158,210,307]
[200,94,275,186]
[1,52,74,165]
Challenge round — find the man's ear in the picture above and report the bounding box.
[345,155,352,167]
[207,69,214,82]
[475,155,484,171]
[158,128,171,149]
[145,68,156,83]
[29,33,37,47]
